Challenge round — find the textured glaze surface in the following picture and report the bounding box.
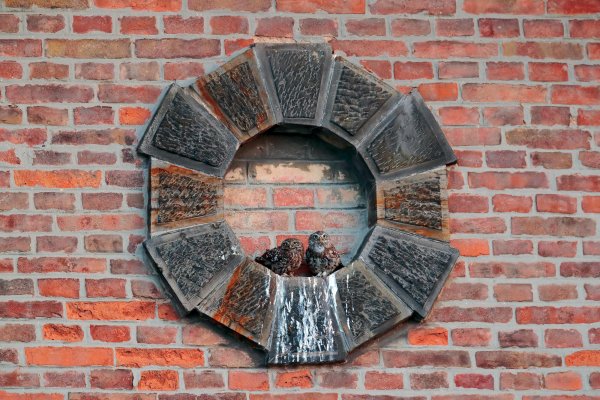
[267,48,325,119]
[145,223,241,310]
[212,259,276,347]
[204,61,268,134]
[152,91,229,167]
[361,226,458,317]
[268,277,345,364]
[383,172,442,230]
[334,261,412,346]
[330,63,393,135]
[149,160,224,235]
[367,100,443,175]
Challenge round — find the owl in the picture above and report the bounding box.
[255,238,304,276]
[305,231,341,277]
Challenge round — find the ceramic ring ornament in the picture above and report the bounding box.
[137,43,459,365]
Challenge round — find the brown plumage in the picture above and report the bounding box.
[255,238,304,276]
[305,231,341,277]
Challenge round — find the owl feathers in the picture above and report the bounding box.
[305,231,341,277]
[255,238,304,276]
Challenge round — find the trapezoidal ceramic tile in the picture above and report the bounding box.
[144,222,244,312]
[358,224,459,319]
[148,158,224,236]
[375,168,450,241]
[321,56,401,147]
[137,84,239,178]
[358,90,457,181]
[254,42,334,126]
[267,276,347,365]
[330,260,413,351]
[195,47,279,143]
[197,258,278,350]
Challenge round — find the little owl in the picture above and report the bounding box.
[255,238,304,276]
[305,231,341,277]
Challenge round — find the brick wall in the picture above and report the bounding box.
[0,0,599,398]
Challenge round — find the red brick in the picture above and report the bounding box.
[513,216,596,237]
[483,106,524,126]
[138,370,178,391]
[7,84,93,104]
[476,351,561,368]
[0,14,20,33]
[275,370,313,388]
[29,62,68,80]
[504,41,583,59]
[494,284,533,302]
[42,324,83,342]
[15,170,101,189]
[0,324,35,342]
[0,105,23,124]
[455,374,494,389]
[273,188,314,208]
[184,370,225,389]
[384,350,470,368]
[75,63,113,80]
[411,371,448,389]
[470,172,548,189]
[209,347,260,368]
[451,239,489,257]
[36,236,77,253]
[518,306,600,324]
[189,0,268,10]
[230,371,269,391]
[414,41,497,58]
[395,62,433,80]
[26,347,112,367]
[436,18,474,36]
[120,16,157,34]
[538,241,577,257]
[67,301,154,321]
[536,194,577,214]
[296,211,360,231]
[486,150,526,168]
[316,371,357,389]
[391,18,431,36]
[0,193,28,211]
[448,194,488,213]
[463,84,546,102]
[545,371,582,391]
[38,278,79,298]
[210,16,248,34]
[95,0,181,11]
[561,262,600,277]
[135,39,220,59]
[0,301,62,319]
[74,106,114,125]
[0,215,53,233]
[545,329,583,348]
[408,327,448,346]
[164,62,204,80]
[300,18,338,36]
[90,369,133,390]
[33,192,75,211]
[255,17,294,37]
[487,62,525,80]
[580,151,600,169]
[530,63,569,82]
[226,211,288,231]
[0,61,24,79]
[27,15,64,32]
[431,306,512,323]
[582,196,600,213]
[120,62,159,81]
[500,372,542,390]
[479,18,520,37]
[346,18,385,36]
[524,19,564,37]
[493,194,533,212]
[224,38,255,56]
[27,107,68,129]
[493,239,533,255]
[450,217,506,234]
[531,106,570,126]
[566,350,600,366]
[584,241,600,255]
[439,61,478,79]
[18,257,105,274]
[557,174,600,192]
[451,328,491,347]
[43,371,85,388]
[131,280,162,299]
[512,128,591,149]
[576,65,600,82]
[0,370,40,388]
[85,278,125,298]
[47,39,129,59]
[136,326,176,345]
[0,39,41,57]
[370,0,455,15]
[419,83,458,101]
[552,85,600,105]
[182,324,228,346]
[455,150,483,167]
[163,16,203,33]
[72,16,111,33]
[532,152,572,169]
[464,0,544,14]
[570,20,600,39]
[90,325,130,342]
[539,284,578,301]
[548,0,600,14]
[331,39,407,56]
[117,348,204,367]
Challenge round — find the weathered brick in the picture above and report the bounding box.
[135,39,220,59]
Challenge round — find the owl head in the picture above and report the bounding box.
[281,238,304,253]
[308,231,330,249]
